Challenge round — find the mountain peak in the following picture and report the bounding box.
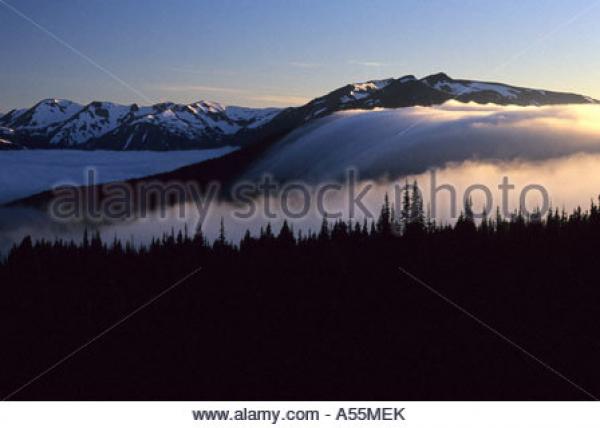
[421,72,452,84]
[38,98,70,104]
[189,100,226,114]
[398,75,417,83]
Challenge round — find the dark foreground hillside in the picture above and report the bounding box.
[1,198,600,400]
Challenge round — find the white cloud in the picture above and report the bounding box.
[244,102,600,182]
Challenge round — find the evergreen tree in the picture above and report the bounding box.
[400,180,411,233]
[240,230,253,251]
[408,181,425,233]
[278,220,295,245]
[319,217,330,241]
[82,228,89,249]
[377,193,392,235]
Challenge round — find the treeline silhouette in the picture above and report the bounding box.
[2,186,600,400]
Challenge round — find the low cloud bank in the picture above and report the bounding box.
[243,101,600,182]
[0,147,237,204]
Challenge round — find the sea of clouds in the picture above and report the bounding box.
[0,147,237,204]
[243,101,600,182]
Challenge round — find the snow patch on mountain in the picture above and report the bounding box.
[50,102,132,146]
[28,99,82,129]
[341,79,393,103]
[0,138,23,150]
[430,80,521,98]
[2,99,83,134]
[224,106,281,128]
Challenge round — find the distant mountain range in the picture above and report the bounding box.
[0,100,280,150]
[1,73,597,151]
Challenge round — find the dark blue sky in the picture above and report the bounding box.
[1,0,599,110]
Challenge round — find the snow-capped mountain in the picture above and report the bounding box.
[0,99,281,150]
[419,73,597,105]
[292,72,598,122]
[304,73,597,120]
[1,73,596,151]
[0,99,83,133]
[233,73,598,148]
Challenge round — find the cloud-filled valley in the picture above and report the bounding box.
[4,101,600,252]
[243,101,600,182]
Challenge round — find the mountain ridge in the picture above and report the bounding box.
[0,98,280,150]
[1,73,597,151]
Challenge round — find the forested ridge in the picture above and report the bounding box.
[1,189,600,400]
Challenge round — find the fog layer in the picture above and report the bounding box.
[244,101,600,182]
[0,147,237,204]
[3,154,600,254]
